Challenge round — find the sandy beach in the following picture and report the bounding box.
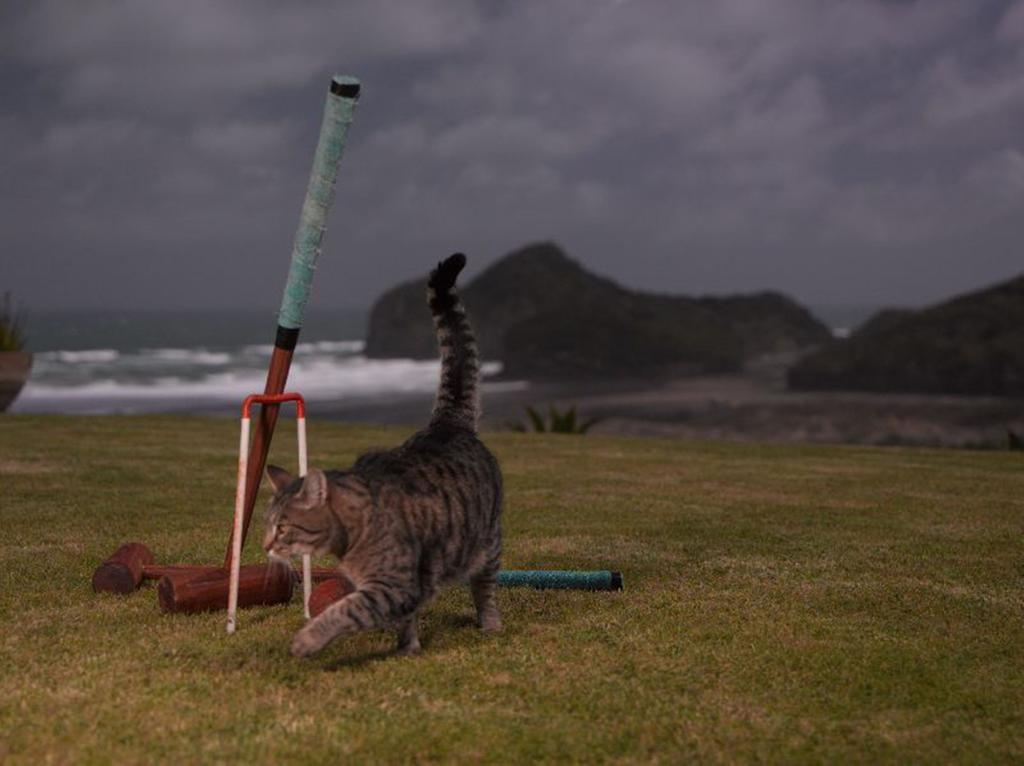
[314,355,1024,449]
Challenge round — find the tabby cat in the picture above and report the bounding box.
[263,253,503,658]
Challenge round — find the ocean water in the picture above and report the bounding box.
[10,306,864,417]
[11,310,506,415]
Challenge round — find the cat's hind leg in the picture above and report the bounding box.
[470,559,502,633]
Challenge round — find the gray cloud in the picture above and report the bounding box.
[1,0,1022,315]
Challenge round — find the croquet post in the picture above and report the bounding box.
[223,75,360,570]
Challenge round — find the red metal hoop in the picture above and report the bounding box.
[241,392,306,419]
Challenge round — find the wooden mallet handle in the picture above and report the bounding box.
[158,563,293,614]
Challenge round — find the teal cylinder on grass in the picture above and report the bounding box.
[498,570,623,591]
[278,75,361,331]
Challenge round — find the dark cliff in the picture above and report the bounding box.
[788,273,1024,396]
[365,242,832,379]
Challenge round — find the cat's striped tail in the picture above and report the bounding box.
[427,253,480,431]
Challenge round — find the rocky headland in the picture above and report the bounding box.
[789,272,1024,396]
[365,242,832,380]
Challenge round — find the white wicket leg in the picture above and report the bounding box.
[297,415,312,619]
[226,416,251,634]
[302,555,313,619]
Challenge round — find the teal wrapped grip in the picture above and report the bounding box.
[497,570,623,591]
[278,75,361,331]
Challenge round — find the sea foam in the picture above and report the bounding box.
[14,341,505,415]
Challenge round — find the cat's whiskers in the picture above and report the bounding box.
[267,549,291,565]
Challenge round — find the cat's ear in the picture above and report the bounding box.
[266,464,294,493]
[299,468,328,507]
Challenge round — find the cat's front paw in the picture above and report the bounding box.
[290,627,326,658]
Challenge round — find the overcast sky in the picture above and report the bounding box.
[2,0,1023,314]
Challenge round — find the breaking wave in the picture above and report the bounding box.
[14,341,504,415]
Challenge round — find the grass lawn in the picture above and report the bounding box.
[1,415,1023,763]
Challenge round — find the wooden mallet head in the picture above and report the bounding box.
[308,575,355,618]
[92,542,155,594]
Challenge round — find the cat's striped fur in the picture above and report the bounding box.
[263,253,503,658]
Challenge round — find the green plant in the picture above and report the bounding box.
[511,404,600,434]
[0,293,26,351]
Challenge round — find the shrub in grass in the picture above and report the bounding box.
[510,404,600,434]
